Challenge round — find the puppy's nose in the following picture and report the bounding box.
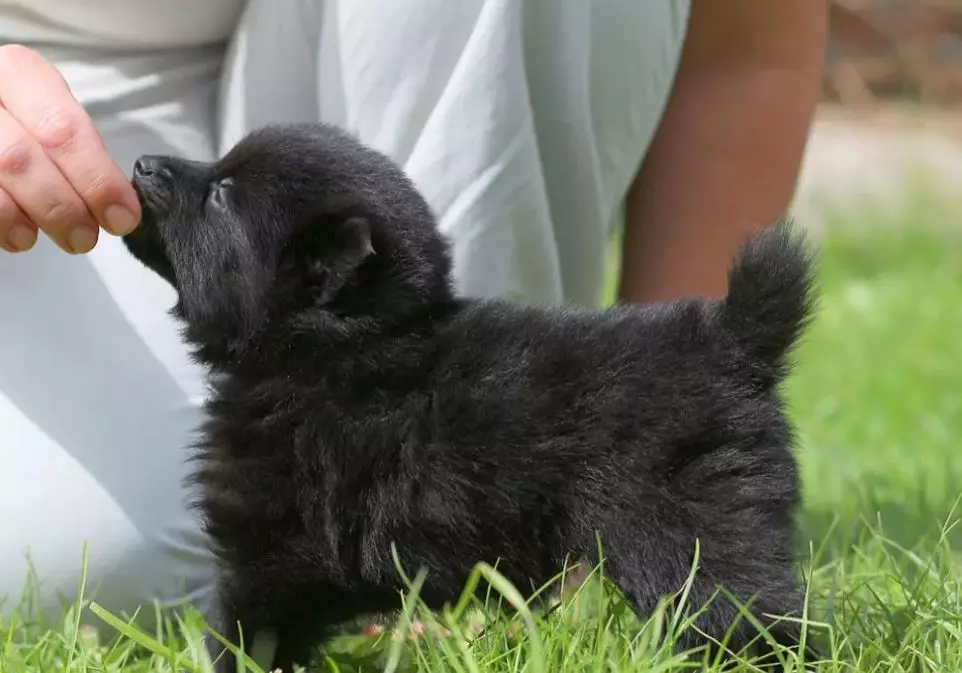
[133,155,172,181]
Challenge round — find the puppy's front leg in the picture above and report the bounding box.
[271,611,343,673]
[206,585,256,673]
[271,623,317,673]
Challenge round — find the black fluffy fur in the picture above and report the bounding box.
[123,123,817,672]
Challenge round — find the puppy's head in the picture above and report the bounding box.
[124,123,453,362]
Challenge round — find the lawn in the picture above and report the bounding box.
[3,191,962,672]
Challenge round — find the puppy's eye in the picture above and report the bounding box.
[207,177,234,210]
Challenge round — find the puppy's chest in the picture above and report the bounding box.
[202,388,325,487]
[198,383,411,524]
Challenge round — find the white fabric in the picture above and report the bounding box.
[0,0,245,48]
[0,0,690,620]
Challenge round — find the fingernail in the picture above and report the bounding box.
[103,204,138,236]
[67,227,97,254]
[7,223,36,252]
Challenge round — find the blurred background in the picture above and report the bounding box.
[796,0,962,225]
[774,0,962,567]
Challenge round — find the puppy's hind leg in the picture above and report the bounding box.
[595,530,741,656]
[587,495,806,661]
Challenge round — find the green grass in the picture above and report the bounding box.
[3,192,962,672]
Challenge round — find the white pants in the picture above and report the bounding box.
[0,0,689,621]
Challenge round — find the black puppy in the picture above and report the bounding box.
[124,123,816,672]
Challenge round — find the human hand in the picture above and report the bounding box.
[0,45,141,254]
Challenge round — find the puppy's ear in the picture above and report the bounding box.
[282,216,376,306]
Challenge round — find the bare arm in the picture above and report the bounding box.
[618,0,827,303]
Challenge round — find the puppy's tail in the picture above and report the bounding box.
[718,219,816,385]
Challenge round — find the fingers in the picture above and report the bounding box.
[0,108,100,253]
[0,190,35,253]
[0,45,140,254]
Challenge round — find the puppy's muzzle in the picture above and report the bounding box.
[132,155,175,212]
